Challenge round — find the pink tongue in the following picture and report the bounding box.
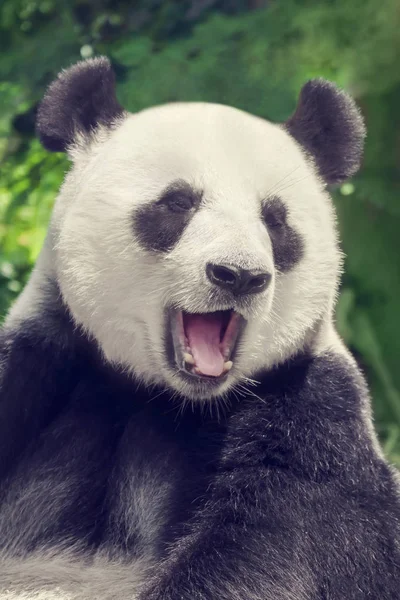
[185,314,225,377]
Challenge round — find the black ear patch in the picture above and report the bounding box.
[36,57,124,152]
[285,79,366,184]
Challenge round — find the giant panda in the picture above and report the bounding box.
[0,57,399,600]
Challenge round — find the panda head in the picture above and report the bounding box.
[36,57,365,402]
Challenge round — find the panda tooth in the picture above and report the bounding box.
[224,360,233,371]
[183,352,195,365]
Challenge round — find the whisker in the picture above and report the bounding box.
[265,165,301,198]
[274,172,314,196]
[236,381,266,404]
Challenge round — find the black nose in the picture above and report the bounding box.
[206,263,271,296]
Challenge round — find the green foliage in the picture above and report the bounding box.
[1,0,400,463]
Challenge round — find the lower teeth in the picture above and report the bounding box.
[182,352,233,376]
[189,360,233,376]
[183,352,195,365]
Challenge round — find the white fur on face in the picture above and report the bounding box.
[50,102,341,401]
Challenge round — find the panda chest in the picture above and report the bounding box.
[0,402,215,559]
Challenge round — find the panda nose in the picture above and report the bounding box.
[206,263,271,296]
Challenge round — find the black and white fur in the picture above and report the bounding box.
[1,57,399,599]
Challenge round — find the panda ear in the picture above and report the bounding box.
[36,57,124,153]
[285,79,366,185]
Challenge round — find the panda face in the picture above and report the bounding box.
[54,101,342,401]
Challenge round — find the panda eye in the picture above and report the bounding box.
[164,193,195,213]
[155,180,202,216]
[264,212,285,229]
[262,198,287,231]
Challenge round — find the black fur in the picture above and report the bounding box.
[262,196,304,272]
[1,293,400,598]
[286,79,366,184]
[132,179,203,253]
[36,57,124,152]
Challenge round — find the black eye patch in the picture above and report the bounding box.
[132,180,203,253]
[262,196,304,272]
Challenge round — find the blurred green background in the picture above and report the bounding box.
[1,0,399,463]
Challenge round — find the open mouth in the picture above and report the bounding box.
[167,308,245,382]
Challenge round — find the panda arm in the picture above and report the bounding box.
[0,318,81,482]
[139,353,400,600]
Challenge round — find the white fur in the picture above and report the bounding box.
[0,548,149,600]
